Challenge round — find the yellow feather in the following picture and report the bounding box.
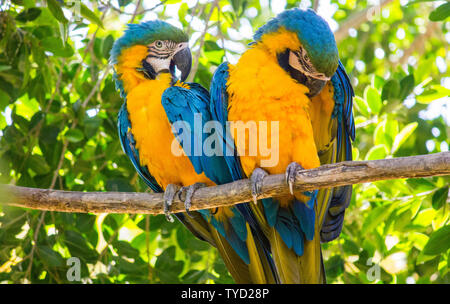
[246,223,271,284]
[226,29,328,283]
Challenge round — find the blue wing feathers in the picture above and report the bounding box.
[321,60,355,242]
[162,83,253,264]
[162,85,234,185]
[293,199,315,241]
[262,198,279,227]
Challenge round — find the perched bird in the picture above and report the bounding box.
[110,20,277,283]
[210,8,355,283]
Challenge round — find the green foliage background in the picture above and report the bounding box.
[0,0,449,284]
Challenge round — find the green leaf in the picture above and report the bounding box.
[365,144,388,160]
[354,96,370,117]
[112,240,140,259]
[416,85,450,104]
[15,8,41,22]
[47,0,68,24]
[372,75,385,90]
[101,35,114,60]
[399,74,415,100]
[40,37,74,57]
[374,120,387,146]
[83,116,102,138]
[413,208,436,227]
[65,129,84,143]
[114,256,145,275]
[37,245,65,267]
[384,117,398,149]
[118,0,133,7]
[79,3,104,28]
[381,79,400,101]
[63,230,98,262]
[429,2,450,21]
[394,209,413,231]
[391,122,417,153]
[365,86,382,114]
[342,239,360,255]
[407,178,436,192]
[0,89,9,110]
[105,178,134,192]
[432,186,449,210]
[27,155,51,175]
[178,2,189,25]
[0,65,11,72]
[154,246,184,278]
[182,270,206,283]
[0,114,6,129]
[59,22,68,47]
[362,202,399,234]
[423,225,450,255]
[324,255,344,278]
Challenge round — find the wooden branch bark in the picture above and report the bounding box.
[0,152,449,215]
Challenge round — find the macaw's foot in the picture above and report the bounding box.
[250,167,269,204]
[163,184,181,222]
[178,182,207,217]
[285,162,304,195]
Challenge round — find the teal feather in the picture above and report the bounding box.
[254,8,339,77]
[229,209,248,242]
[262,198,279,228]
[109,20,188,65]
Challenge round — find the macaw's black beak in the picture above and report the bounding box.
[172,47,192,82]
[305,77,327,98]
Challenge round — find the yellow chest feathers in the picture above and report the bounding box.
[124,74,212,188]
[226,45,321,175]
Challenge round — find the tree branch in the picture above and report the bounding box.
[1,152,449,215]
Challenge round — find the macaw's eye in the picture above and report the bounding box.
[303,53,310,62]
[155,40,163,48]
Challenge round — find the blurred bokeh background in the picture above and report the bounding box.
[0,0,448,283]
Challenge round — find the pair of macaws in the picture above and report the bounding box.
[110,8,355,284]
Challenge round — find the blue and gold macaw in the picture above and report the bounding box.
[210,8,355,283]
[110,21,278,283]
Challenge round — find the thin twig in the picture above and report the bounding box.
[313,0,320,12]
[24,211,46,281]
[100,0,166,17]
[185,0,201,37]
[187,0,218,83]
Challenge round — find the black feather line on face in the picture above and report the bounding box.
[169,60,177,85]
[277,50,307,84]
[277,49,326,97]
[139,58,157,80]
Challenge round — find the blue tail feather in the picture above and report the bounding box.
[262,190,318,256]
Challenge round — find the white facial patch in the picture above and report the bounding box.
[288,48,331,81]
[145,41,189,73]
[146,56,171,73]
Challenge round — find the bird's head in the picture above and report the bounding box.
[253,8,338,97]
[110,20,191,91]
